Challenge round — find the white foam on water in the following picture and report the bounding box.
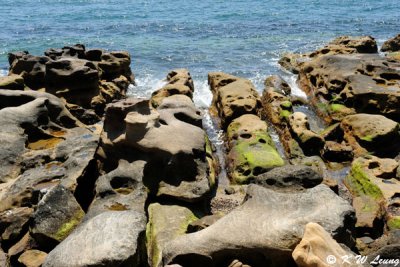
[193,78,212,108]
[0,69,8,77]
[285,74,308,99]
[127,72,167,98]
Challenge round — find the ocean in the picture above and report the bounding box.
[1,0,399,107]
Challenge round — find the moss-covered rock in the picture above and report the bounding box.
[345,156,400,234]
[31,185,85,250]
[227,114,284,184]
[146,203,198,267]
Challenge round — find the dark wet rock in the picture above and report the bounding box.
[43,211,146,267]
[0,207,33,247]
[18,250,47,267]
[151,69,194,107]
[0,90,99,213]
[381,34,400,52]
[322,141,354,162]
[162,184,355,267]
[298,53,400,123]
[0,74,25,90]
[340,114,400,157]
[85,159,147,220]
[288,112,325,156]
[208,72,261,129]
[226,114,284,184]
[30,185,84,249]
[253,164,323,191]
[146,203,198,267]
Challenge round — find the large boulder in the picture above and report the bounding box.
[340,114,400,157]
[0,90,99,212]
[298,53,400,123]
[226,114,284,184]
[8,46,134,119]
[208,72,261,129]
[100,94,215,202]
[381,34,400,52]
[43,211,146,267]
[279,36,378,74]
[162,184,355,267]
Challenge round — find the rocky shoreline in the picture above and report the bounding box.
[0,35,399,267]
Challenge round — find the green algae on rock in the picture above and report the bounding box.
[146,203,198,267]
[227,114,284,184]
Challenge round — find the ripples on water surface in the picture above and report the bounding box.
[1,0,399,102]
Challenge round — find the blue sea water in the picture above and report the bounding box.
[1,0,399,105]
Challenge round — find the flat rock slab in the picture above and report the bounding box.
[163,184,355,267]
[43,210,146,267]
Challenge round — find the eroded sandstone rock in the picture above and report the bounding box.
[151,69,194,107]
[293,223,361,267]
[226,114,284,184]
[209,72,261,129]
[345,156,400,235]
[162,184,355,267]
[381,34,400,52]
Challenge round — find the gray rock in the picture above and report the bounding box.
[369,244,400,267]
[0,90,99,212]
[43,211,146,267]
[85,159,147,220]
[30,185,84,249]
[101,95,215,202]
[253,164,323,191]
[163,184,355,267]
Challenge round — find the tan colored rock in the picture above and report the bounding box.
[341,114,400,157]
[0,74,25,90]
[289,112,324,155]
[208,72,261,128]
[293,222,361,267]
[151,69,194,107]
[18,250,47,267]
